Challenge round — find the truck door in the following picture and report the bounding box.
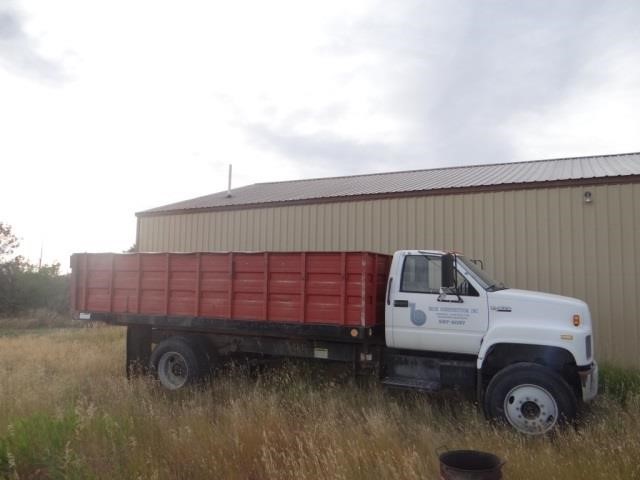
[387,253,488,355]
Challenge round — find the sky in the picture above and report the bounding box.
[1,0,640,268]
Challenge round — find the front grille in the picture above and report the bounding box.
[585,335,592,360]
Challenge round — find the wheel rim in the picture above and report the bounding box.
[503,384,559,434]
[157,352,189,390]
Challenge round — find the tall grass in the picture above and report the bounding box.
[599,363,640,404]
[0,327,639,479]
[0,309,81,332]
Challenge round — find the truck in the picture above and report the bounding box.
[70,249,598,435]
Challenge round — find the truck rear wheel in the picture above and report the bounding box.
[150,336,206,390]
[484,362,577,435]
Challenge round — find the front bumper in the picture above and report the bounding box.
[578,361,598,402]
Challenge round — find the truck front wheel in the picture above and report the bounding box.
[484,362,577,435]
[150,336,206,390]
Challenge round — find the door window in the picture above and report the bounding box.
[400,255,442,294]
[400,255,479,296]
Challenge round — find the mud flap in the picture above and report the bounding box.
[126,325,152,378]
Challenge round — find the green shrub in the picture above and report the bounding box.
[599,363,640,403]
[0,260,69,317]
[0,412,90,479]
[0,221,70,318]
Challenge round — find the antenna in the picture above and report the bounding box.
[226,164,233,197]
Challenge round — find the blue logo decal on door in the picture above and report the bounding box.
[409,302,427,326]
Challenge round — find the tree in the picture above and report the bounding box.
[0,222,19,263]
[0,222,69,316]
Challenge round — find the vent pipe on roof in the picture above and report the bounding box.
[227,164,232,197]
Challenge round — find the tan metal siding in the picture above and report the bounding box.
[138,183,640,367]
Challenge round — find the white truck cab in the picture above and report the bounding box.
[384,250,598,434]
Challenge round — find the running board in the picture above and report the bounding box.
[381,376,441,392]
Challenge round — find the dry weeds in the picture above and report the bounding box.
[0,326,638,479]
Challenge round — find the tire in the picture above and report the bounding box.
[150,336,207,390]
[484,362,577,435]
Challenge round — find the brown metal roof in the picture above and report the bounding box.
[138,152,640,216]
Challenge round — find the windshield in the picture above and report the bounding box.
[457,256,507,291]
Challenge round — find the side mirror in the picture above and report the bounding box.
[441,253,456,288]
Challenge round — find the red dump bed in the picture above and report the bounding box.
[71,251,391,328]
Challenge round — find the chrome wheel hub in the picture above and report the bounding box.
[504,384,558,434]
[157,352,189,390]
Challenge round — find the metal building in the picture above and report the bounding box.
[136,152,640,367]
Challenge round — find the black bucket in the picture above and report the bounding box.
[438,449,504,480]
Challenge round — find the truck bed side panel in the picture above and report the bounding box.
[71,251,391,328]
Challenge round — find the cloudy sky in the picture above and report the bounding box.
[1,0,639,267]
